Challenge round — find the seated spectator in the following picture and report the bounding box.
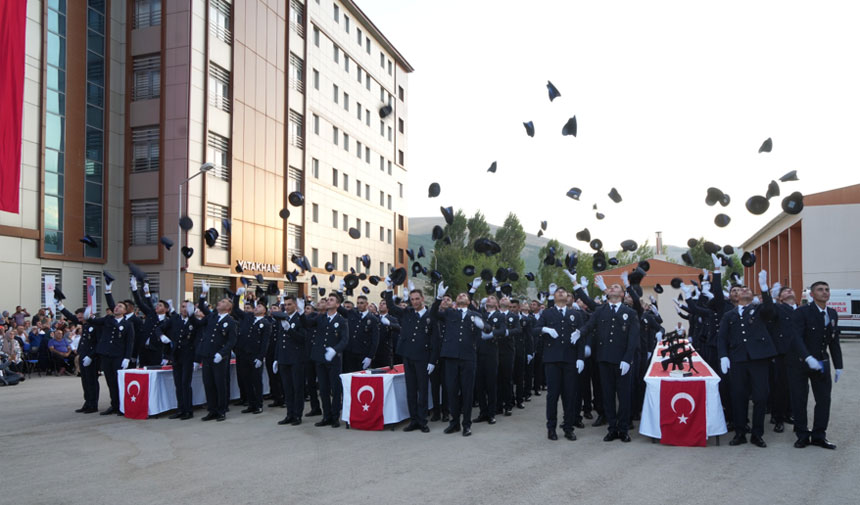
[2,330,24,374]
[48,329,75,376]
[14,326,29,355]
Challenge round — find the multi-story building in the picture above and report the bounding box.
[0,0,412,313]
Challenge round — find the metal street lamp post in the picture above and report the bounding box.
[176,163,214,305]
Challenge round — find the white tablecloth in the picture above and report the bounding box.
[339,365,434,426]
[638,342,728,440]
[118,361,269,416]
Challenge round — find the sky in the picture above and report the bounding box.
[356,0,860,250]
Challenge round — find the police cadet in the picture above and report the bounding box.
[527,299,544,398]
[232,287,272,414]
[494,296,520,417]
[383,282,437,433]
[376,298,399,368]
[304,292,350,427]
[428,294,453,423]
[767,281,798,433]
[93,276,134,416]
[787,281,844,450]
[474,293,501,425]
[511,299,534,410]
[272,295,307,426]
[168,301,204,420]
[578,276,640,443]
[130,278,172,366]
[717,270,777,447]
[57,300,100,413]
[196,281,238,422]
[430,281,485,437]
[340,294,380,373]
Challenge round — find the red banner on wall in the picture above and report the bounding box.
[0,1,27,213]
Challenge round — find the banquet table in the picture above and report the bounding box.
[340,364,433,430]
[638,340,727,446]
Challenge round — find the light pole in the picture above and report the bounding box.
[176,163,214,304]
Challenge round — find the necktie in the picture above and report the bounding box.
[612,305,617,315]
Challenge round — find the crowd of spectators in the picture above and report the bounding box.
[1,305,84,379]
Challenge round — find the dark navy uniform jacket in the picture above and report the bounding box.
[304,311,350,363]
[339,307,380,359]
[789,302,843,369]
[195,297,238,360]
[430,299,484,362]
[384,291,437,363]
[273,311,307,366]
[535,303,585,364]
[491,310,520,356]
[60,308,100,360]
[93,315,135,359]
[717,291,777,363]
[768,302,800,355]
[170,314,204,359]
[580,302,640,365]
[231,301,272,362]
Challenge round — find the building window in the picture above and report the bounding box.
[343,173,349,192]
[289,53,304,93]
[331,252,338,270]
[289,0,304,37]
[313,113,319,134]
[312,203,319,223]
[379,155,384,171]
[398,248,404,264]
[134,0,161,29]
[132,54,160,101]
[206,202,230,249]
[365,221,370,238]
[312,248,319,268]
[333,4,339,22]
[333,45,339,64]
[344,14,350,33]
[398,117,404,134]
[287,223,303,257]
[379,226,384,241]
[380,51,384,67]
[355,256,361,272]
[207,132,230,181]
[398,215,404,230]
[332,168,338,187]
[289,110,304,149]
[388,59,393,75]
[365,147,370,163]
[332,210,338,228]
[208,62,230,111]
[356,179,362,197]
[356,102,362,120]
[379,191,384,206]
[364,183,370,201]
[356,141,362,158]
[343,92,349,111]
[313,26,320,47]
[388,126,393,141]
[130,199,158,245]
[365,73,371,90]
[313,68,319,89]
[387,229,392,244]
[388,161,392,175]
[399,86,404,101]
[344,54,350,73]
[333,84,339,103]
[398,150,404,166]
[379,261,384,276]
[312,158,319,178]
[44,0,67,254]
[387,194,392,210]
[366,37,371,54]
[333,126,339,145]
[84,0,107,258]
[357,66,362,84]
[288,166,303,194]
[342,254,348,270]
[131,126,160,173]
[343,132,349,151]
[356,217,361,231]
[342,214,348,232]
[210,0,232,44]
[365,108,370,126]
[398,183,403,198]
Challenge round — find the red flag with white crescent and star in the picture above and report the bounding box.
[660,380,706,447]
[349,375,383,430]
[123,372,150,420]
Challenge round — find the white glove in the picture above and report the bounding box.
[272,361,278,374]
[84,306,93,319]
[324,347,336,362]
[201,280,210,294]
[160,335,170,344]
[143,282,150,295]
[471,315,485,330]
[680,283,692,299]
[772,282,782,297]
[362,357,372,369]
[339,279,346,291]
[720,357,730,375]
[436,281,448,300]
[594,275,607,292]
[584,345,592,358]
[537,292,546,304]
[548,283,558,296]
[236,287,246,296]
[471,277,483,290]
[579,276,589,289]
[130,276,138,291]
[576,360,585,374]
[758,270,769,292]
[701,281,711,293]
[82,356,92,367]
[703,289,715,300]
[621,271,630,289]
[491,277,499,289]
[427,363,435,374]
[213,353,223,364]
[104,282,112,294]
[805,356,823,371]
[835,369,843,383]
[296,297,306,314]
[619,361,630,376]
[542,327,559,339]
[385,275,393,289]
[481,331,494,340]
[254,359,262,369]
[121,358,130,370]
[56,301,65,311]
[564,270,577,285]
[649,295,657,305]
[570,329,581,345]
[380,315,390,326]
[527,354,534,364]
[161,359,168,366]
[711,253,721,269]
[656,331,663,340]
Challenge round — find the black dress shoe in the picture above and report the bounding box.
[726,421,735,432]
[488,417,497,425]
[233,400,246,406]
[251,408,263,414]
[291,418,302,426]
[751,436,767,448]
[794,438,810,448]
[330,419,340,428]
[603,432,618,442]
[619,432,632,443]
[180,412,193,420]
[99,407,117,416]
[593,415,607,427]
[215,415,226,422]
[430,411,441,422]
[729,435,747,446]
[504,409,512,416]
[444,423,461,434]
[462,427,471,437]
[75,406,87,413]
[278,416,294,425]
[403,422,418,432]
[472,415,489,423]
[516,403,525,409]
[420,425,430,433]
[268,402,284,408]
[533,390,541,396]
[774,422,784,433]
[241,407,255,414]
[168,412,183,419]
[574,421,585,429]
[82,407,99,414]
[314,419,332,427]
[784,416,795,425]
[548,429,558,441]
[583,411,593,420]
[811,439,837,450]
[306,408,322,417]
[441,413,450,422]
[201,413,218,421]
[116,411,124,416]
[564,430,577,441]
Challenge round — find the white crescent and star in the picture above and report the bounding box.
[357,385,375,411]
[671,392,695,424]
[126,380,140,403]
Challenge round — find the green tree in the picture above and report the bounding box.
[686,237,743,281]
[494,213,527,294]
[466,211,492,250]
[614,239,656,266]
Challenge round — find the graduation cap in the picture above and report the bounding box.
[782,192,803,215]
[608,257,619,266]
[361,286,371,295]
[540,221,547,231]
[703,241,721,255]
[654,283,664,294]
[348,227,361,239]
[325,261,335,273]
[508,271,520,282]
[485,284,496,295]
[53,287,66,301]
[564,252,578,270]
[480,268,494,282]
[595,212,605,220]
[181,246,194,259]
[592,255,607,272]
[717,253,730,267]
[547,80,561,101]
[608,188,622,203]
[279,208,290,219]
[158,236,173,250]
[255,285,265,298]
[179,215,193,231]
[103,270,115,284]
[766,180,780,200]
[779,170,798,182]
[629,267,646,285]
[474,238,500,255]
[620,239,637,252]
[411,262,423,277]
[714,214,731,228]
[500,283,513,296]
[300,256,311,272]
[379,105,392,118]
[759,137,773,153]
[741,251,756,267]
[319,288,326,296]
[221,218,231,234]
[576,228,591,242]
[329,274,336,283]
[525,272,535,282]
[389,267,407,286]
[430,270,443,283]
[537,230,543,238]
[463,265,476,276]
[487,161,497,173]
[361,255,371,268]
[681,251,693,265]
[687,238,698,248]
[561,116,577,137]
[129,262,147,282]
[745,195,770,215]
[241,277,252,287]
[495,268,509,283]
[267,282,279,296]
[705,187,725,207]
[638,260,651,272]
[286,269,300,283]
[723,245,734,255]
[80,235,98,248]
[589,239,603,251]
[593,203,598,210]
[566,187,582,200]
[358,273,367,281]
[440,206,454,225]
[344,274,359,290]
[204,228,219,247]
[670,278,683,289]
[368,275,381,286]
[432,225,444,241]
[543,252,556,266]
[417,246,425,259]
[288,191,305,207]
[270,311,289,320]
[523,121,535,137]
[428,182,441,198]
[253,273,264,284]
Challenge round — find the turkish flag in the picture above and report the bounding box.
[660,380,706,447]
[124,372,150,420]
[349,375,384,430]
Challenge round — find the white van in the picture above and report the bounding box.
[826,289,860,337]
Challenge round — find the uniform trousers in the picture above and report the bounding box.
[729,359,770,438]
[787,358,832,442]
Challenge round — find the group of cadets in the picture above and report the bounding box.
[56,260,842,448]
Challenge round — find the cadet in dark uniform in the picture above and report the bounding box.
[93,279,134,416]
[717,270,777,447]
[494,296,520,417]
[376,299,399,368]
[340,294,380,373]
[788,281,843,449]
[511,300,534,410]
[429,294,452,422]
[168,302,204,419]
[527,300,544,398]
[196,281,238,421]
[57,302,100,413]
[231,288,271,414]
[384,285,437,432]
[304,293,350,427]
[430,282,485,437]
[302,302,322,417]
[474,295,501,424]
[768,283,798,433]
[272,295,307,425]
[130,279,172,366]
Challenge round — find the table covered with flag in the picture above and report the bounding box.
[340,364,430,430]
[117,360,268,419]
[638,341,727,446]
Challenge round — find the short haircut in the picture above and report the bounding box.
[157,300,170,310]
[357,295,368,302]
[511,299,520,305]
[810,281,829,291]
[330,292,344,304]
[284,295,297,303]
[409,289,423,297]
[555,287,568,294]
[124,299,135,308]
[75,308,85,315]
